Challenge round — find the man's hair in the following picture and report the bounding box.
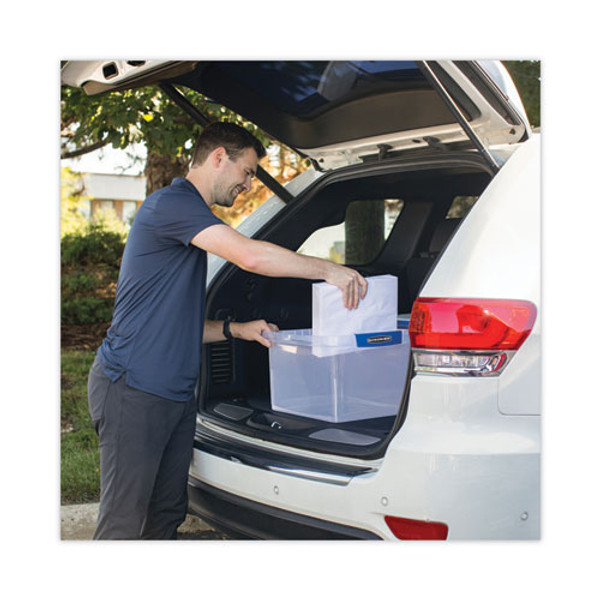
[191,122,266,166]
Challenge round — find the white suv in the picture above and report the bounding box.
[62,60,540,540]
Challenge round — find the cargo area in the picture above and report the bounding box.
[198,157,493,457]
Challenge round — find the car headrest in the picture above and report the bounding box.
[429,218,461,255]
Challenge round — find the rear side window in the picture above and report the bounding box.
[446,195,478,218]
[298,199,404,265]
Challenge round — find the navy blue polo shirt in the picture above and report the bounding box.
[96,177,225,402]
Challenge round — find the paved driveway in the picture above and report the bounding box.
[60,503,234,540]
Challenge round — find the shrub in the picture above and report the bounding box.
[61,224,125,326]
[62,295,116,325]
[62,271,100,294]
[61,223,125,267]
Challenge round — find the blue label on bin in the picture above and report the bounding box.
[354,330,403,347]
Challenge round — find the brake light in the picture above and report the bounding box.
[409,298,536,376]
[384,515,449,540]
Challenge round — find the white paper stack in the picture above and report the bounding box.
[312,274,398,337]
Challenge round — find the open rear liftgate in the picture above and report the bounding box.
[160,61,503,201]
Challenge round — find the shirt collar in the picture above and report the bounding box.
[172,177,203,199]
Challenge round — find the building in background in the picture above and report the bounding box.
[62,143,147,228]
[80,173,146,226]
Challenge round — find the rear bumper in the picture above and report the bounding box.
[187,476,382,540]
[189,393,540,540]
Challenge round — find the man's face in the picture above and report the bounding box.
[212,147,258,208]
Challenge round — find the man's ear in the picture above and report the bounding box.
[211,146,227,169]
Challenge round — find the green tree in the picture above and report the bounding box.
[60,166,89,236]
[502,60,541,128]
[61,68,309,225]
[61,81,275,197]
[61,223,126,327]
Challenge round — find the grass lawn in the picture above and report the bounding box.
[61,349,100,504]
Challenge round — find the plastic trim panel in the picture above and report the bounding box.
[187,476,382,540]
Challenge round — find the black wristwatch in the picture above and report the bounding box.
[223,316,234,340]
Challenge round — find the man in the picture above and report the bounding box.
[87,122,368,540]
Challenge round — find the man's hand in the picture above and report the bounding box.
[324,264,368,310]
[230,320,279,348]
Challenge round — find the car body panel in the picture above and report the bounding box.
[191,134,541,539]
[421,136,540,300]
[189,136,541,540]
[420,135,541,415]
[60,60,195,95]
[189,393,540,540]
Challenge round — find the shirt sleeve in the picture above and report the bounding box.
[153,188,225,246]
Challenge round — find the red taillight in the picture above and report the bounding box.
[409,298,537,351]
[384,515,449,540]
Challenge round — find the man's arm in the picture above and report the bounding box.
[192,224,367,309]
[204,319,279,348]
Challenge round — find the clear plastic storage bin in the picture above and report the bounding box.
[264,328,410,423]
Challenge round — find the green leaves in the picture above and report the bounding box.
[61,223,125,266]
[61,82,271,163]
[61,224,126,325]
[502,60,541,128]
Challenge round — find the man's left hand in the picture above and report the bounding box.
[230,320,279,348]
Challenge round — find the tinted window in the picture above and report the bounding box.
[446,195,478,218]
[298,199,404,265]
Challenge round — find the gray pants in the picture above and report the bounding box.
[87,358,197,540]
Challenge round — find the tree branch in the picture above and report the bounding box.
[61,139,111,160]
